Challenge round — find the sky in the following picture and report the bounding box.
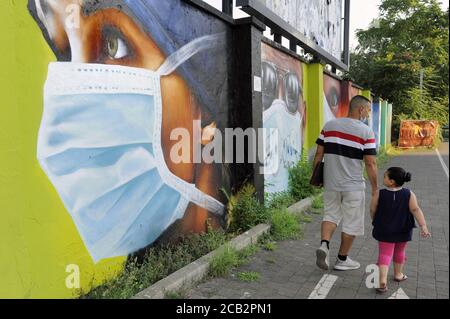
[204,0,448,51]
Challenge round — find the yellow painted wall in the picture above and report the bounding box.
[0,0,125,299]
[304,63,325,154]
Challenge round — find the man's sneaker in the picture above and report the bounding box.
[333,257,361,271]
[316,245,330,270]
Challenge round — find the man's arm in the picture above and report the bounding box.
[363,131,378,196]
[364,155,378,196]
[313,145,325,169]
[313,129,325,168]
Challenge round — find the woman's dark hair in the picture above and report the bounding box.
[386,167,412,186]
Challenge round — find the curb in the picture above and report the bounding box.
[132,197,314,299]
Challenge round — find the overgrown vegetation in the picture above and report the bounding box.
[288,157,320,202]
[225,185,269,234]
[311,193,324,211]
[208,244,260,278]
[269,208,302,241]
[237,272,261,282]
[81,228,229,299]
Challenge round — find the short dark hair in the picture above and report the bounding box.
[349,95,371,112]
[386,167,412,186]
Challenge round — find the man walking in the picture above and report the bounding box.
[312,96,378,271]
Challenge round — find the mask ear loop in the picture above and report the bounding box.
[153,32,227,216]
[157,33,226,77]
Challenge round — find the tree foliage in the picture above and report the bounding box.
[347,0,449,137]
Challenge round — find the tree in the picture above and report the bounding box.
[347,0,449,140]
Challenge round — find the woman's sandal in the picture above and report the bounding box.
[394,274,408,282]
[376,284,389,294]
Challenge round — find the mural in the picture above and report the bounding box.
[264,0,342,61]
[261,42,306,194]
[323,73,342,123]
[371,100,381,147]
[28,0,231,263]
[398,120,439,148]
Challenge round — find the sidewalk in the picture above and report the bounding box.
[186,144,449,299]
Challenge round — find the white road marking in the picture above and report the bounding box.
[308,274,339,299]
[388,288,410,299]
[435,149,449,179]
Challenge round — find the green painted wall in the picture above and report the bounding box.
[0,1,125,299]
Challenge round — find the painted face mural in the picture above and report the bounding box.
[323,73,341,123]
[28,0,230,262]
[261,42,306,194]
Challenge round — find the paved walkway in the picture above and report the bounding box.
[186,144,449,299]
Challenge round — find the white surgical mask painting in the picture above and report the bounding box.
[263,99,302,194]
[37,34,225,263]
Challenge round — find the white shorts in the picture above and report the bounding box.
[323,190,366,236]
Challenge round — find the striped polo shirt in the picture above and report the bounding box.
[316,118,377,192]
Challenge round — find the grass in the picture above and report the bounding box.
[81,229,229,299]
[237,272,261,282]
[165,289,187,299]
[311,192,324,210]
[269,208,302,241]
[208,244,260,278]
[263,241,277,251]
[208,245,239,278]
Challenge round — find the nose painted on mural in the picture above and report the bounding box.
[36,34,226,263]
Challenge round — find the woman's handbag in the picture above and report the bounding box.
[310,161,324,187]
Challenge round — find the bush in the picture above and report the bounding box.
[269,208,301,241]
[226,185,269,234]
[266,191,296,210]
[288,157,318,201]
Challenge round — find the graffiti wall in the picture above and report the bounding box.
[323,73,343,123]
[398,120,439,148]
[264,0,342,61]
[261,42,306,194]
[1,0,233,298]
[371,100,382,147]
[1,0,384,299]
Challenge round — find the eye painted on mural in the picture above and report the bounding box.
[101,26,133,63]
[262,61,279,110]
[284,72,301,114]
[262,61,302,114]
[327,86,339,111]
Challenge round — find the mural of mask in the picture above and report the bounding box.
[28,0,230,262]
[261,42,305,194]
